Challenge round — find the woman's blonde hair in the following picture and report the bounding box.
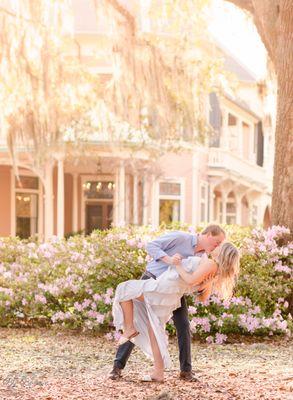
[212,242,240,299]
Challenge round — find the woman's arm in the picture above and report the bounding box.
[174,258,217,286]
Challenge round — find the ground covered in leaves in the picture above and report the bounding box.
[0,329,292,400]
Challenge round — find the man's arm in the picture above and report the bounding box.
[146,231,186,263]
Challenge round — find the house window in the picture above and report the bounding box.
[158,181,183,225]
[219,192,236,224]
[81,176,115,233]
[15,175,39,239]
[228,113,238,151]
[200,183,208,223]
[228,113,237,126]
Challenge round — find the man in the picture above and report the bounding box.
[109,224,226,381]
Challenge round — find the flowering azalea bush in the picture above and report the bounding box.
[0,225,291,344]
[236,226,292,317]
[186,294,290,344]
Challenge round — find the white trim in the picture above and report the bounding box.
[10,168,15,236]
[142,176,149,225]
[192,153,199,225]
[44,162,54,240]
[199,181,208,223]
[125,174,131,225]
[118,161,125,226]
[72,173,78,232]
[12,169,42,238]
[219,193,237,224]
[156,178,185,226]
[152,176,159,227]
[80,174,115,231]
[133,174,139,225]
[39,182,44,241]
[57,160,65,238]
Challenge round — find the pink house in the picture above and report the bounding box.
[0,0,273,240]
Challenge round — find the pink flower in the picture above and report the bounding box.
[104,296,112,305]
[188,306,197,314]
[127,239,136,247]
[105,332,113,341]
[206,336,214,344]
[74,302,83,312]
[82,299,91,308]
[114,331,122,341]
[215,333,227,344]
[93,294,102,302]
[96,313,105,324]
[35,294,47,304]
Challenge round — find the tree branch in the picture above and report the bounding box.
[224,0,278,64]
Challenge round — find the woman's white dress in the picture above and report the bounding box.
[112,256,202,369]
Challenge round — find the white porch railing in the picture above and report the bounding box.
[208,147,271,189]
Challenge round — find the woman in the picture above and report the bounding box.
[112,242,240,382]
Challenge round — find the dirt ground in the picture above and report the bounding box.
[0,328,292,400]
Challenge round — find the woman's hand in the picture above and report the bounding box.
[171,253,183,266]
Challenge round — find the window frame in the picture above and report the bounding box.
[11,169,43,238]
[156,178,185,226]
[199,181,208,223]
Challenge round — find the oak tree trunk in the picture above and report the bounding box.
[272,66,293,231]
[225,0,293,232]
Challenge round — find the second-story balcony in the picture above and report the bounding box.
[208,147,271,192]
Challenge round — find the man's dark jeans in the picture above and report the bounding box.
[113,273,192,372]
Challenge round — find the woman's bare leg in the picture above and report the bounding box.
[147,321,164,381]
[119,300,137,337]
[120,295,164,380]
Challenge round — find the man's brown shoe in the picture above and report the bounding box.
[179,371,199,382]
[108,366,122,380]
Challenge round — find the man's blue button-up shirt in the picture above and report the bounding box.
[146,231,206,277]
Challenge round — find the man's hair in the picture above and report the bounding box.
[201,224,225,236]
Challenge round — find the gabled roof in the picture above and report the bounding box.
[224,52,257,83]
[224,93,261,120]
[212,39,258,83]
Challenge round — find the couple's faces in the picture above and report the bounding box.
[206,233,225,253]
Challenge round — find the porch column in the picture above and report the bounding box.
[150,174,157,227]
[221,192,227,224]
[221,109,229,150]
[208,183,215,222]
[237,118,243,156]
[142,176,149,225]
[57,159,64,238]
[249,123,255,163]
[44,162,54,240]
[72,173,78,232]
[133,174,139,225]
[192,153,199,226]
[235,194,242,225]
[118,161,125,226]
[113,170,119,226]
